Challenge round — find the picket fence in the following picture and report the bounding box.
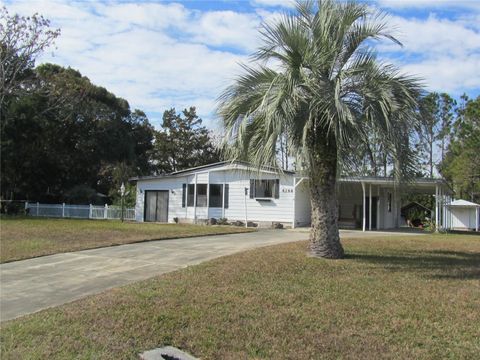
[25,202,136,221]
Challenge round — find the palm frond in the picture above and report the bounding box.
[217,0,423,180]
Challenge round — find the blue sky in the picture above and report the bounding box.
[2,0,479,128]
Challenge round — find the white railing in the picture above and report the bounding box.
[25,202,135,221]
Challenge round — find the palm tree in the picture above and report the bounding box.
[218,0,422,259]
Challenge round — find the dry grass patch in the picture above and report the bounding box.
[0,217,253,263]
[1,234,479,359]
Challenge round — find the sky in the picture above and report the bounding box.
[2,0,480,129]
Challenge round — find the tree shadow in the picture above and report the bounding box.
[346,250,480,280]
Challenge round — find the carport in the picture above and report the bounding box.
[337,177,452,231]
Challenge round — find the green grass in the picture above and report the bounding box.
[1,234,479,359]
[0,217,253,263]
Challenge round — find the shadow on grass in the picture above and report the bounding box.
[347,250,480,280]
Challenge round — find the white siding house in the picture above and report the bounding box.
[132,161,452,230]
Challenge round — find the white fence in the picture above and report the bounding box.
[25,202,135,221]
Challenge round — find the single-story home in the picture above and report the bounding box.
[447,199,479,231]
[131,161,453,231]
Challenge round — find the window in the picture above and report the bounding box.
[187,184,195,206]
[186,183,228,208]
[209,184,223,207]
[250,179,279,199]
[196,184,207,207]
[387,193,392,212]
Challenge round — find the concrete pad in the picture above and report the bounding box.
[140,346,198,360]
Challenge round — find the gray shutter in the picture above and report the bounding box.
[182,184,186,208]
[274,179,280,199]
[224,184,229,209]
[249,179,255,199]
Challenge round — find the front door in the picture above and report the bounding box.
[145,191,169,222]
[365,196,378,229]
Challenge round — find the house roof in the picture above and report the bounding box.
[130,161,295,181]
[448,199,480,207]
[131,162,450,194]
[339,176,447,186]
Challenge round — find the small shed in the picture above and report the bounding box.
[447,199,479,231]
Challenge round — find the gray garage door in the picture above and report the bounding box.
[145,191,169,222]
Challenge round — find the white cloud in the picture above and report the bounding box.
[2,0,261,126]
[251,0,295,8]
[401,56,480,93]
[376,0,480,11]
[381,14,480,56]
[2,0,479,128]
[190,10,261,52]
[376,12,480,95]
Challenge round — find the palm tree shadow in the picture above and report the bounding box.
[346,250,480,280]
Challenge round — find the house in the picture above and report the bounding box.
[447,199,479,231]
[131,161,452,231]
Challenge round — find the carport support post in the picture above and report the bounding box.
[89,204,93,219]
[435,185,439,232]
[104,204,108,219]
[206,171,210,220]
[244,187,248,228]
[36,202,39,216]
[361,182,366,232]
[369,184,372,231]
[62,203,65,218]
[193,173,198,224]
[377,186,380,230]
[292,178,296,229]
[442,188,446,229]
[476,207,479,232]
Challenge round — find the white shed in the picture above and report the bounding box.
[447,199,480,231]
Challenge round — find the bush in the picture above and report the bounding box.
[0,201,25,215]
[217,218,229,225]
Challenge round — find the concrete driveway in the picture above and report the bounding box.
[0,228,423,322]
[0,230,309,322]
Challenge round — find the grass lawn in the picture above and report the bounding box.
[1,234,479,359]
[0,217,253,263]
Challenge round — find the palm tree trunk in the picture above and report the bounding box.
[308,134,344,259]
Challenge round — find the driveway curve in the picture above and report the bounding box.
[0,228,423,322]
[1,230,308,322]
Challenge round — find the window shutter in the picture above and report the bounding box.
[249,179,255,199]
[224,184,229,209]
[182,184,186,208]
[274,179,280,199]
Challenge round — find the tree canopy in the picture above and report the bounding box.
[440,95,480,202]
[1,63,155,203]
[152,107,220,174]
